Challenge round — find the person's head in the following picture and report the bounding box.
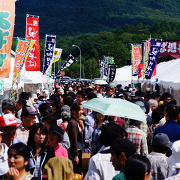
[63,94,74,106]
[38,103,51,116]
[71,103,83,119]
[50,94,60,104]
[16,99,27,111]
[54,88,63,95]
[135,90,143,98]
[2,99,14,109]
[106,87,114,96]
[8,143,30,172]
[151,92,160,101]
[61,111,71,122]
[95,112,105,122]
[42,114,56,130]
[19,92,29,101]
[48,125,64,147]
[87,92,97,100]
[124,154,151,180]
[97,86,104,94]
[0,114,21,142]
[103,138,136,171]
[21,106,38,130]
[99,122,127,147]
[129,119,142,128]
[42,157,74,180]
[161,92,172,104]
[27,123,48,151]
[148,99,158,110]
[164,104,179,121]
[76,90,87,104]
[152,133,172,154]
[2,104,16,115]
[151,107,164,124]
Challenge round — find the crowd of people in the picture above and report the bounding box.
[0,81,179,180]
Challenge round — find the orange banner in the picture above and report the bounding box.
[0,0,15,78]
[13,39,35,84]
[131,44,142,74]
[25,15,40,71]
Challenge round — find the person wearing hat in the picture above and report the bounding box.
[147,133,171,180]
[16,106,39,143]
[102,138,136,180]
[48,125,68,158]
[167,140,180,177]
[0,114,23,147]
[0,130,9,177]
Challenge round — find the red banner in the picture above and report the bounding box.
[0,0,15,78]
[160,39,180,56]
[25,15,40,71]
[138,63,144,79]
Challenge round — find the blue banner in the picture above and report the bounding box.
[43,35,56,73]
[145,39,162,79]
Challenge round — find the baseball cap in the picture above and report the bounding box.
[49,125,64,136]
[152,133,172,149]
[0,114,21,127]
[21,106,39,117]
[101,138,136,157]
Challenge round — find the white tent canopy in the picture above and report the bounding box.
[113,65,132,87]
[151,59,180,90]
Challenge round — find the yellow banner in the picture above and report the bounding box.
[52,48,62,64]
[0,0,15,78]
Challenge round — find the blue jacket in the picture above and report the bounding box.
[154,120,180,142]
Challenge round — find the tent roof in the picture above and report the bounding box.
[151,59,180,89]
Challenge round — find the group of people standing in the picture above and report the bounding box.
[0,82,179,180]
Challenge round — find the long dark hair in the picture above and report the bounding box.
[8,143,30,172]
[27,123,48,153]
[124,154,151,180]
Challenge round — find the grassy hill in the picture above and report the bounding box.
[14,0,180,38]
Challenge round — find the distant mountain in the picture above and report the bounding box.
[14,0,180,38]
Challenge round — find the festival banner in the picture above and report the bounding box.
[0,0,15,78]
[160,39,180,56]
[25,14,40,71]
[104,56,114,77]
[43,34,56,73]
[52,48,62,64]
[12,39,35,84]
[138,63,144,79]
[107,64,116,83]
[60,54,77,71]
[131,44,142,75]
[145,39,162,79]
[143,40,151,78]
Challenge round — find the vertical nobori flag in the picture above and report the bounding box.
[0,0,15,78]
[131,44,142,75]
[60,54,77,70]
[145,39,162,79]
[25,14,40,71]
[13,39,35,84]
[43,34,56,73]
[104,56,114,76]
[107,64,116,83]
